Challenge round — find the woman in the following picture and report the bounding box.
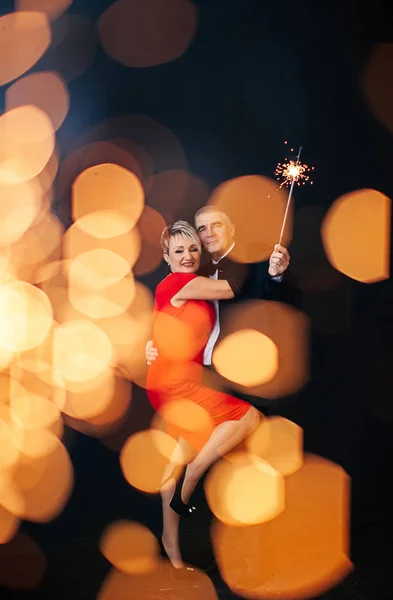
[146,221,260,570]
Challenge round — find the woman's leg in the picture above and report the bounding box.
[160,437,190,568]
[180,406,260,504]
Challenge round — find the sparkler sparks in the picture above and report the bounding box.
[275,158,314,188]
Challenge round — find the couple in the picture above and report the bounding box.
[146,205,290,570]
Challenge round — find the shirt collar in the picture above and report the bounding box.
[212,242,235,265]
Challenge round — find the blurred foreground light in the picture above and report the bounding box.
[37,14,97,82]
[146,169,210,224]
[217,300,309,399]
[205,452,285,526]
[98,561,218,600]
[53,320,114,386]
[16,0,73,22]
[322,189,390,283]
[68,249,131,291]
[363,43,393,135]
[98,0,198,68]
[120,430,181,493]
[212,454,352,598]
[213,329,278,387]
[133,206,167,276]
[208,175,291,263]
[0,105,55,183]
[6,72,70,132]
[72,163,144,228]
[0,437,73,523]
[0,12,51,86]
[247,416,303,476]
[0,178,43,247]
[0,281,53,354]
[100,521,159,575]
[0,504,19,544]
[152,399,215,458]
[63,219,141,268]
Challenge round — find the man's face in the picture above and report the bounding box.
[195,210,235,260]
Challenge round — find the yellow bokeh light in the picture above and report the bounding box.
[120,430,179,493]
[247,416,304,476]
[0,105,55,183]
[0,12,51,86]
[6,72,69,132]
[212,454,352,599]
[322,188,390,283]
[68,249,131,291]
[98,0,198,68]
[99,521,159,575]
[205,452,285,526]
[72,163,144,228]
[0,281,53,354]
[53,320,114,385]
[213,329,278,388]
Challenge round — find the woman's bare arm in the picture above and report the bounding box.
[173,276,234,302]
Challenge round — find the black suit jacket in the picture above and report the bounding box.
[199,251,281,343]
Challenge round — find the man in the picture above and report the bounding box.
[146,205,290,368]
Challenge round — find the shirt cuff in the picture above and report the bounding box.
[270,274,283,282]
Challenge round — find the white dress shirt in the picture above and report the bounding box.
[203,243,235,366]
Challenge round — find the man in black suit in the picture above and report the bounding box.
[146,205,290,370]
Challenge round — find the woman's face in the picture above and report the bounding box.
[165,234,201,273]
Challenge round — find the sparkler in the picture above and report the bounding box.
[275,145,313,245]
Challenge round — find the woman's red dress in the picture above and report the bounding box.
[146,273,251,440]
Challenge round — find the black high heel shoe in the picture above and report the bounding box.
[169,470,196,518]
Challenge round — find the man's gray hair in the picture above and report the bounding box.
[160,220,201,254]
[194,205,233,226]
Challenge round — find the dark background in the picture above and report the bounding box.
[1,0,393,598]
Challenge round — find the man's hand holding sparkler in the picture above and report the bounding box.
[268,244,290,277]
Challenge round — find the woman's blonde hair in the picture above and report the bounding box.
[160,220,201,254]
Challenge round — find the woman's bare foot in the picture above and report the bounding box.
[162,534,184,569]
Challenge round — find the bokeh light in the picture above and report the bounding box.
[247,416,303,476]
[0,504,19,544]
[216,300,309,399]
[72,163,144,228]
[98,561,218,600]
[207,175,291,263]
[146,169,210,226]
[0,105,55,183]
[6,72,70,132]
[74,115,188,174]
[53,320,114,386]
[16,0,73,22]
[37,13,97,82]
[133,206,167,276]
[152,399,215,458]
[0,281,53,354]
[1,436,73,523]
[212,454,352,599]
[100,521,159,575]
[120,429,181,493]
[213,329,278,387]
[98,0,198,68]
[205,452,285,526]
[0,178,43,247]
[363,43,393,135]
[322,189,391,283]
[0,12,51,86]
